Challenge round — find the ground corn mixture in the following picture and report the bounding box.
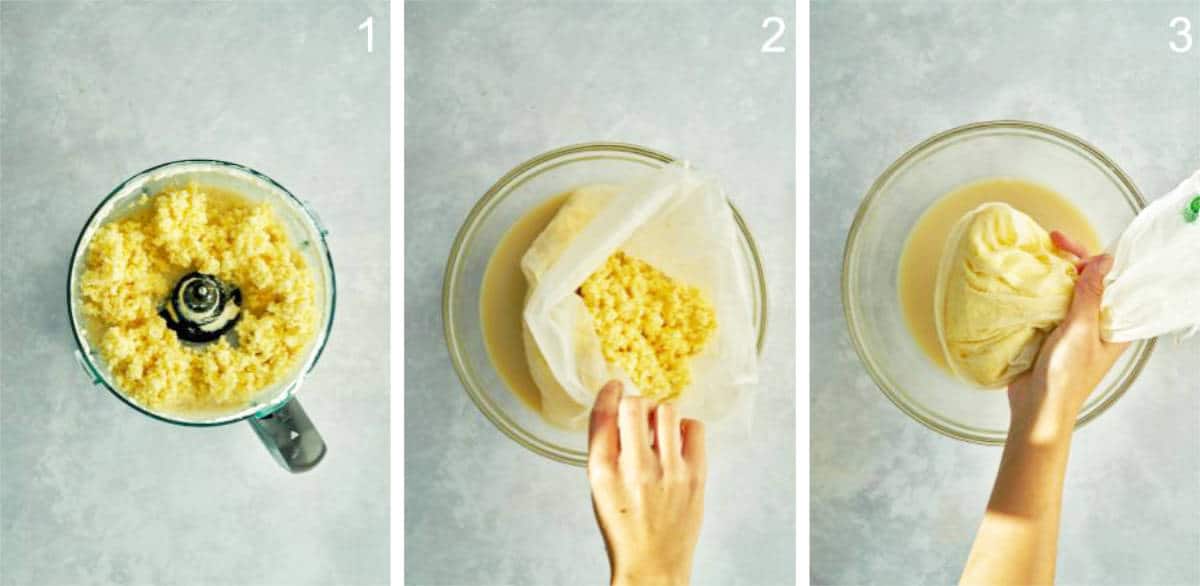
[578,252,716,401]
[80,185,317,412]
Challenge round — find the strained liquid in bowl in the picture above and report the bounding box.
[479,193,569,415]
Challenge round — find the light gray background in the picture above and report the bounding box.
[406,3,795,585]
[813,2,1200,585]
[1,3,389,585]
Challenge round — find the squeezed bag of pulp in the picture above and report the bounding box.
[520,162,758,430]
[934,202,1078,388]
[934,170,1200,388]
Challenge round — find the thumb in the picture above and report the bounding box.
[1065,254,1113,325]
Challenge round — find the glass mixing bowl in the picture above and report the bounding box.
[444,142,767,465]
[843,121,1155,444]
[68,160,336,471]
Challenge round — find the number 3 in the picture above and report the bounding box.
[761,16,786,54]
[1170,16,1192,53]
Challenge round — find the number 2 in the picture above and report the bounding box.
[761,16,786,54]
[1170,16,1192,53]
[359,16,374,53]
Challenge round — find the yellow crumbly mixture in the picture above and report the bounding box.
[80,185,317,412]
[578,252,716,401]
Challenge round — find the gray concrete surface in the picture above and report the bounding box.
[812,2,1200,585]
[0,3,389,585]
[405,3,796,585]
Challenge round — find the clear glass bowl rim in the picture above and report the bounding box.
[442,141,769,465]
[841,119,1156,445]
[66,159,338,427]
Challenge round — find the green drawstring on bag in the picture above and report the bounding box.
[1185,195,1200,223]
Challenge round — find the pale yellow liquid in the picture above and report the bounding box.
[479,194,570,413]
[898,178,1101,371]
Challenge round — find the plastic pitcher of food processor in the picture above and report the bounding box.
[67,160,336,473]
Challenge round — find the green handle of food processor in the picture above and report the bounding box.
[249,398,326,473]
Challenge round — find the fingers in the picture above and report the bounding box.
[1051,230,1092,273]
[1065,254,1113,326]
[1051,230,1090,261]
[588,380,623,469]
[617,395,655,468]
[681,419,707,474]
[653,402,682,466]
[592,382,700,478]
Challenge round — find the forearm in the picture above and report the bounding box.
[961,411,1075,585]
[609,545,693,586]
[612,567,690,586]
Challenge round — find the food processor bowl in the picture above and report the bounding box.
[68,160,336,471]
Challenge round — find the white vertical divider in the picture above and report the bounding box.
[795,0,811,582]
[390,2,405,584]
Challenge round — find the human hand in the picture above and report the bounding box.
[1006,232,1129,439]
[587,380,706,586]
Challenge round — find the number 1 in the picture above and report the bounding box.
[359,16,374,53]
